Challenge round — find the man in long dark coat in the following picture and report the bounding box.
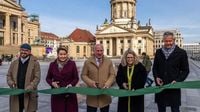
[153,31,189,112]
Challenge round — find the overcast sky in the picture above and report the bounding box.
[21,0,200,43]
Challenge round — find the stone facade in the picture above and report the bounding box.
[0,0,40,55]
[96,0,154,57]
[183,43,200,57]
[60,28,95,59]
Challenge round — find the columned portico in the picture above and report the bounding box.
[95,0,154,57]
[0,0,40,55]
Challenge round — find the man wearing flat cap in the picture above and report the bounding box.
[7,43,41,112]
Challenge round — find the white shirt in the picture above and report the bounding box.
[20,56,30,64]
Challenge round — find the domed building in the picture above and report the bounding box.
[96,0,154,57]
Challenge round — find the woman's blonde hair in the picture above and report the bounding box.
[121,48,139,67]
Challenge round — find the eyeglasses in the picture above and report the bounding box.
[127,57,134,59]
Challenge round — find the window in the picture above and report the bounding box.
[120,40,124,43]
[28,38,30,44]
[120,48,123,55]
[138,40,141,43]
[13,35,15,44]
[15,33,18,44]
[100,41,103,44]
[21,23,24,32]
[28,29,31,36]
[106,40,109,44]
[76,46,80,53]
[107,49,109,55]
[0,31,4,45]
[12,21,17,30]
[124,11,127,18]
[83,46,86,53]
[128,40,131,43]
[21,34,23,44]
[138,49,141,55]
[0,19,4,28]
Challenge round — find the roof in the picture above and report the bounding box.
[68,28,96,42]
[40,32,60,40]
[137,26,152,30]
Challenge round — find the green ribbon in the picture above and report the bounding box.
[0,88,26,95]
[1,80,200,96]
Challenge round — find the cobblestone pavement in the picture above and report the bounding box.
[0,59,200,112]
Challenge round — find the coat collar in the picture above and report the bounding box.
[12,55,37,86]
[159,46,180,60]
[88,56,106,66]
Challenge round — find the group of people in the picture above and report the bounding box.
[6,31,189,112]
[1,54,14,62]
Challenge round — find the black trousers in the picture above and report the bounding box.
[157,104,180,112]
[87,105,109,112]
[18,94,24,112]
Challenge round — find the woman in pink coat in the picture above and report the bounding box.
[46,47,79,112]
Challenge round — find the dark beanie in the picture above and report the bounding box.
[20,43,31,50]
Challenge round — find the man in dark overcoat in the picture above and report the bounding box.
[153,31,189,112]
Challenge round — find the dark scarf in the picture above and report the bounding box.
[162,44,176,59]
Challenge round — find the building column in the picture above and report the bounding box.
[131,37,134,50]
[123,37,127,52]
[103,39,106,55]
[96,39,99,44]
[5,13,11,45]
[121,2,123,18]
[109,38,113,56]
[132,37,137,52]
[142,37,146,53]
[144,37,148,54]
[116,37,120,56]
[17,16,21,45]
[128,3,130,18]
[134,3,136,18]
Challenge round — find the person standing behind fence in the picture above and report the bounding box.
[46,47,79,112]
[141,52,153,87]
[116,49,147,112]
[153,31,189,112]
[81,44,115,112]
[7,43,41,112]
